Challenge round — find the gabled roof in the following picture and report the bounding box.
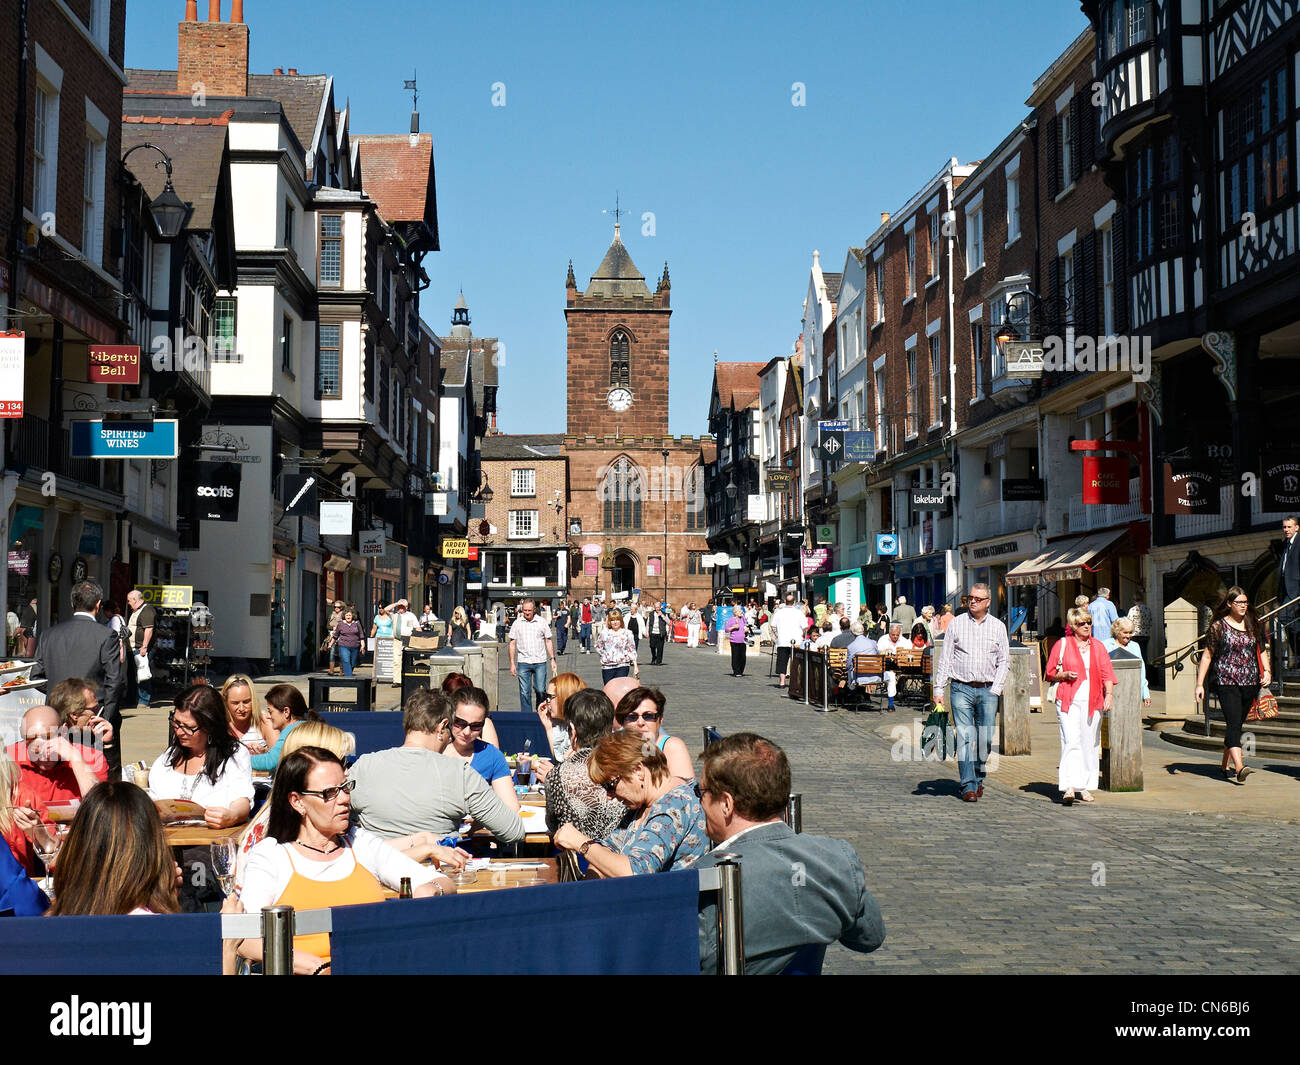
[822,272,843,302]
[353,134,438,234]
[714,362,767,411]
[440,346,470,389]
[585,228,650,298]
[247,72,330,157]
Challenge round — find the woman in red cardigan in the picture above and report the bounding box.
[1045,606,1116,805]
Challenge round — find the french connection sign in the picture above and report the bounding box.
[194,461,242,522]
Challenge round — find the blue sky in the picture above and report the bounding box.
[126,1,1088,436]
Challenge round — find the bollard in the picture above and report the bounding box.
[1104,656,1144,791]
[999,646,1033,756]
[262,905,295,976]
[713,853,745,975]
[784,793,802,833]
[1162,598,1200,719]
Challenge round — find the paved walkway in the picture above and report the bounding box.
[119,642,1300,973]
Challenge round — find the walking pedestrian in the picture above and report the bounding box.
[18,597,37,658]
[1045,607,1116,805]
[1276,516,1299,662]
[932,583,1008,803]
[934,603,954,634]
[595,609,640,685]
[324,600,345,675]
[555,598,570,656]
[646,599,669,665]
[702,601,715,646]
[508,599,557,714]
[1195,587,1268,784]
[685,602,702,648]
[770,593,806,689]
[724,604,747,677]
[333,609,363,677]
[125,589,155,711]
[579,597,593,653]
[626,598,641,650]
[1088,587,1119,635]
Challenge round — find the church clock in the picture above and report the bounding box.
[607,386,633,412]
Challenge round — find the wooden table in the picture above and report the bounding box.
[164,823,245,847]
[385,857,558,897]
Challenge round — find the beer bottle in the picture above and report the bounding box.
[399,877,413,899]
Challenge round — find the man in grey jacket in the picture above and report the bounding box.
[696,732,884,974]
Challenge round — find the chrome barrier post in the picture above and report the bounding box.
[803,648,810,707]
[713,853,745,975]
[702,725,717,751]
[784,793,802,833]
[262,905,295,976]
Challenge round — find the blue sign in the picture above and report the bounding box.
[70,420,179,459]
[818,419,849,434]
[77,521,104,555]
[842,430,876,462]
[876,533,899,556]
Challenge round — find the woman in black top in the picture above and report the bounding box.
[1194,586,1270,783]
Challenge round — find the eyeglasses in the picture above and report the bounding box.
[969,596,990,603]
[452,716,486,732]
[600,777,621,795]
[297,779,357,803]
[693,782,704,799]
[168,714,201,736]
[1232,598,1248,605]
[619,711,661,724]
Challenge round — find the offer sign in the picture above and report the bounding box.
[88,345,141,384]
[0,332,24,417]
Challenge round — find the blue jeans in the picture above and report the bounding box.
[557,626,568,654]
[339,645,359,677]
[517,660,548,713]
[601,664,630,685]
[950,681,998,793]
[579,623,592,650]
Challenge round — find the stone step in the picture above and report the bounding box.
[1161,729,1300,762]
[1187,715,1300,739]
[1205,707,1300,724]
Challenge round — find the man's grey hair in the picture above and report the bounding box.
[890,623,902,633]
[520,598,535,608]
[968,583,990,598]
[850,620,864,636]
[1096,587,1111,598]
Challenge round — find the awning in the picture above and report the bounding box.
[1004,528,1127,586]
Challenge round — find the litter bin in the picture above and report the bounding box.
[400,648,442,709]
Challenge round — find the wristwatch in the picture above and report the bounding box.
[579,838,600,856]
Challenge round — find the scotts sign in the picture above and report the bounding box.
[1163,461,1219,515]
[1081,457,1129,505]
[194,461,241,522]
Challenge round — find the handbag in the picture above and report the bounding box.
[1045,641,1066,704]
[134,651,152,682]
[1247,687,1279,721]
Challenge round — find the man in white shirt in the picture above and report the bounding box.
[770,594,807,689]
[508,598,556,713]
[875,623,905,711]
[386,599,422,688]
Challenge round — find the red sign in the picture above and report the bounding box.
[89,345,141,384]
[467,546,479,562]
[801,548,833,576]
[583,557,599,576]
[1082,457,1129,505]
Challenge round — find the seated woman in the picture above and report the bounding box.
[552,730,707,877]
[250,684,320,772]
[440,672,501,749]
[222,673,272,754]
[614,687,694,779]
[539,671,585,763]
[910,622,930,649]
[238,747,452,974]
[441,686,519,813]
[48,781,180,915]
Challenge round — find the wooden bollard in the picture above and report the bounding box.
[1103,655,1144,791]
[999,646,1033,756]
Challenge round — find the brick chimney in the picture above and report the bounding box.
[177,0,249,97]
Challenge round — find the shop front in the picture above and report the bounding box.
[961,531,1040,628]
[271,541,296,670]
[891,551,954,615]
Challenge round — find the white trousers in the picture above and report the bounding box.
[687,623,700,647]
[1057,696,1102,791]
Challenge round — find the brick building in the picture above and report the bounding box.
[562,225,711,610]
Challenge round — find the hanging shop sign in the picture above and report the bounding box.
[876,533,899,556]
[282,474,318,518]
[1262,452,1300,512]
[194,461,242,522]
[818,431,844,464]
[70,419,179,459]
[359,529,387,556]
[842,431,877,463]
[816,524,835,544]
[1163,461,1219,515]
[440,538,469,560]
[1081,456,1129,505]
[88,345,141,384]
[319,501,353,536]
[801,547,833,576]
[765,469,793,491]
[0,332,23,418]
[911,488,949,510]
[583,557,599,576]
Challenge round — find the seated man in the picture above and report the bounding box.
[350,689,524,844]
[45,677,114,783]
[695,733,885,974]
[828,616,856,650]
[845,622,878,688]
[440,686,520,813]
[874,623,905,711]
[4,706,104,824]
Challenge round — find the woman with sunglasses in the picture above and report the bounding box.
[237,747,452,974]
[1195,586,1268,784]
[539,672,585,762]
[552,730,707,877]
[441,687,520,812]
[614,686,693,780]
[1045,607,1116,805]
[595,608,640,685]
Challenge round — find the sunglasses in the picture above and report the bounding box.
[619,711,661,724]
[452,716,486,732]
[298,779,357,803]
[168,714,201,736]
[600,777,621,795]
[1073,621,1092,627]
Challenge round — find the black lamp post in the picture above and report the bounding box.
[122,143,190,240]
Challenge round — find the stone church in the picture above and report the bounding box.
[562,224,712,610]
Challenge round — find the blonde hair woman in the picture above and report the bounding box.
[539,671,586,762]
[222,673,271,753]
[448,606,471,646]
[595,608,639,685]
[1045,607,1116,805]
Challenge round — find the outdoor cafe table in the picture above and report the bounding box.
[163,822,245,847]
[472,794,552,846]
[383,857,559,896]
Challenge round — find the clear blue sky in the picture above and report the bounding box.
[126,1,1088,436]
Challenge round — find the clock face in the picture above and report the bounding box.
[607,387,633,412]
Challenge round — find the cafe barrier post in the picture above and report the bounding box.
[784,793,802,833]
[262,906,295,976]
[710,854,745,975]
[999,646,1033,756]
[1104,656,1144,792]
[803,648,810,707]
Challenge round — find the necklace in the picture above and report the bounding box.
[295,837,341,855]
[178,752,203,800]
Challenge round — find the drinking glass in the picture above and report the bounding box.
[210,838,238,898]
[34,836,60,896]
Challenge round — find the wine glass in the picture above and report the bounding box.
[34,835,60,896]
[210,838,238,898]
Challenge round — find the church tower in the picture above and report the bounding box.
[565,223,671,437]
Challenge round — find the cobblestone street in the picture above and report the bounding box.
[536,639,1300,974]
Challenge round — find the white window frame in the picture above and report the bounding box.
[874,259,885,323]
[89,0,111,50]
[1005,156,1021,244]
[1056,89,1075,197]
[965,202,985,276]
[1101,224,1115,336]
[905,232,916,297]
[508,509,539,540]
[81,109,107,265]
[874,366,887,453]
[1060,251,1075,327]
[511,468,536,497]
[968,303,986,401]
[927,320,943,428]
[32,49,62,221]
[929,213,941,278]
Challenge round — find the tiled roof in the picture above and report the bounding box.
[438,334,498,409]
[353,134,437,226]
[822,272,843,302]
[584,230,650,298]
[121,119,230,232]
[247,72,329,155]
[481,434,565,460]
[714,362,767,411]
[124,68,181,94]
[440,346,470,388]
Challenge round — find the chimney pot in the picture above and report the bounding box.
[185,0,198,20]
[881,212,891,225]
[208,0,221,21]
[273,67,283,74]
[287,67,297,76]
[231,0,244,21]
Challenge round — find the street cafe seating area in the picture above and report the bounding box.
[790,646,933,712]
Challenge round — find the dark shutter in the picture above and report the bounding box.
[1079,90,1097,173]
[1070,96,1084,184]
[1048,258,1061,329]
[1112,215,1129,334]
[1078,233,1096,337]
[1047,112,1060,200]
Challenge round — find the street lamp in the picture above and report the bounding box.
[122,143,190,240]
[661,449,670,604]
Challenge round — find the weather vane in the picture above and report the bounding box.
[602,191,622,230]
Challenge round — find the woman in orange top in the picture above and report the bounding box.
[236,747,453,975]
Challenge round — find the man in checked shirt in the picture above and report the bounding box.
[932,583,1008,803]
